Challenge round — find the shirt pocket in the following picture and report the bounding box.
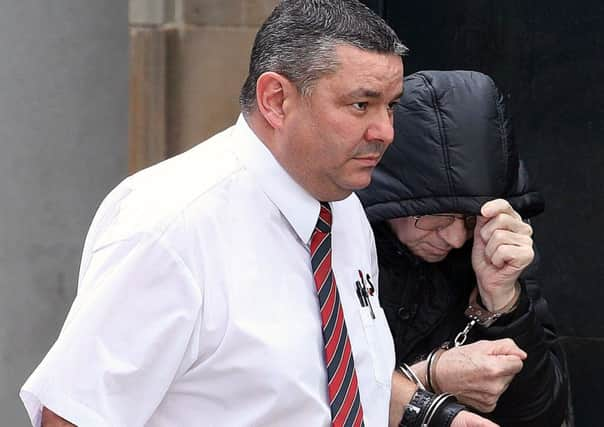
[358,302,394,387]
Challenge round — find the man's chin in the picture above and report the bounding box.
[346,173,374,191]
[418,251,449,263]
[326,173,373,200]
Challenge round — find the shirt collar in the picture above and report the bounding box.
[232,114,320,245]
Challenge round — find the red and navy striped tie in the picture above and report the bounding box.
[310,202,365,427]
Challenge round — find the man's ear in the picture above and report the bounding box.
[255,72,297,129]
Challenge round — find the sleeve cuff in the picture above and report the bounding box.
[20,383,110,427]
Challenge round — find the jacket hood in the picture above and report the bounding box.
[358,70,544,222]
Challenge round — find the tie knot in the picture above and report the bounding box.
[315,202,332,233]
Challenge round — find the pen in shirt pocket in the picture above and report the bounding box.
[355,280,367,307]
[356,274,375,319]
[365,273,375,296]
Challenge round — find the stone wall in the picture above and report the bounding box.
[129,0,279,171]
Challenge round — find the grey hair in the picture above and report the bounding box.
[239,0,408,114]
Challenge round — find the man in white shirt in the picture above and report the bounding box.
[22,1,496,426]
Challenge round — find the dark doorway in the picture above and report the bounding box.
[364,1,604,424]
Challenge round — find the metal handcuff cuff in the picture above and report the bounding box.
[399,284,521,426]
[454,283,521,347]
[398,353,464,426]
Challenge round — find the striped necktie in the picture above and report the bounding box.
[310,202,365,427]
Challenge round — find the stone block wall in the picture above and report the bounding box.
[129,0,279,171]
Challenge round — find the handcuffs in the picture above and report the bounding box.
[399,283,522,426]
[454,283,521,346]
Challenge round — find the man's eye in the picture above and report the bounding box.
[353,102,368,111]
[387,101,398,111]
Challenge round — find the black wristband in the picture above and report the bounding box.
[400,390,466,427]
[399,389,435,427]
[429,400,466,427]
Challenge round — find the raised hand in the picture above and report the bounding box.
[433,339,526,413]
[471,199,534,311]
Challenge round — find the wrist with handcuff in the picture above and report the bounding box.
[398,282,523,425]
[397,386,465,427]
[468,281,521,326]
[397,364,465,427]
[455,281,521,346]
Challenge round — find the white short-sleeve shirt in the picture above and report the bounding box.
[21,115,395,427]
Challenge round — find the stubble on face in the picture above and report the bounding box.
[279,44,404,202]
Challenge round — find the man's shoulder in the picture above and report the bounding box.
[130,127,241,200]
[91,126,246,243]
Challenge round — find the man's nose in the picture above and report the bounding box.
[365,108,394,145]
[437,219,469,249]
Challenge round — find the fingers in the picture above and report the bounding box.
[480,199,521,220]
[460,393,499,413]
[458,371,516,412]
[487,338,527,359]
[479,214,533,242]
[475,200,534,269]
[435,340,524,416]
[456,368,517,413]
[478,352,523,379]
[492,355,524,375]
[436,340,523,389]
[486,238,534,269]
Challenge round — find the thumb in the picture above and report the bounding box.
[473,215,488,239]
[488,338,527,359]
[472,217,488,257]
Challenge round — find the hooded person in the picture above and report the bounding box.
[358,70,568,426]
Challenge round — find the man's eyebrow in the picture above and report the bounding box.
[348,88,382,98]
[347,88,404,101]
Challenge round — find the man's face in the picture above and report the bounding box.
[388,216,472,263]
[278,44,404,201]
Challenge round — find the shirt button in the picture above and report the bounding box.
[397,307,412,320]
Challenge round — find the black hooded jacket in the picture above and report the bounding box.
[357,71,567,426]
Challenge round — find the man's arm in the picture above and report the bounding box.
[478,262,568,425]
[41,407,76,427]
[389,369,417,426]
[471,199,534,311]
[469,199,568,425]
[21,235,203,426]
[389,370,499,427]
